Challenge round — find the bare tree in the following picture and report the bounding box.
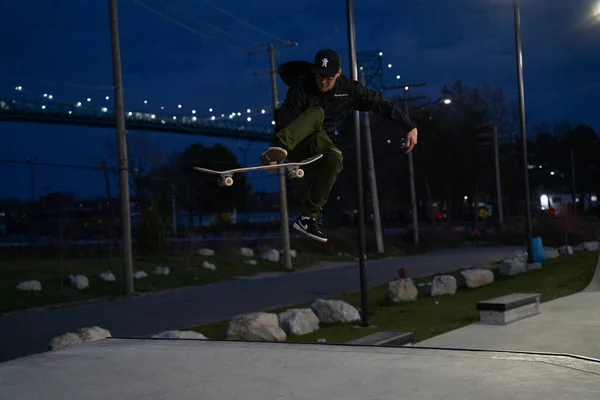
[102,131,167,204]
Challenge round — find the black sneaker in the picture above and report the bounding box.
[293,215,327,242]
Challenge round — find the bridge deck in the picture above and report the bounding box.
[0,339,598,399]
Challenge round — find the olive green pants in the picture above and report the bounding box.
[272,107,343,218]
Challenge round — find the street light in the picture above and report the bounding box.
[346,0,370,328]
[512,0,533,264]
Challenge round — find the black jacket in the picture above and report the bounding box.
[275,74,416,136]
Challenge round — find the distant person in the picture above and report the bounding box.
[260,49,418,242]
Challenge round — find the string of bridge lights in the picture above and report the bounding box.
[12,85,278,125]
[10,55,430,127]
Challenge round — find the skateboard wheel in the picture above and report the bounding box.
[218,178,225,187]
[295,168,304,178]
[224,177,234,186]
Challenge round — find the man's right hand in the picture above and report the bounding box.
[403,128,418,153]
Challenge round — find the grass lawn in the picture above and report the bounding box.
[0,246,398,315]
[191,251,599,344]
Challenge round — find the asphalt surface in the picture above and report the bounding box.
[0,245,519,363]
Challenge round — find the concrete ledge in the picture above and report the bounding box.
[477,293,541,325]
[346,331,413,346]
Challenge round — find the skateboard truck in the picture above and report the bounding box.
[217,175,234,187]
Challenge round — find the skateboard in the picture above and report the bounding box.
[193,153,323,187]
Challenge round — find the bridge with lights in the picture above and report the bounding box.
[0,50,409,142]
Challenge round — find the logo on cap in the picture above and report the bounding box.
[321,58,329,67]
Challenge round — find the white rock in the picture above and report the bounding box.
[505,250,527,263]
[239,247,254,257]
[49,332,82,351]
[527,262,542,271]
[98,271,115,281]
[153,266,170,275]
[69,274,89,290]
[77,326,111,342]
[557,245,573,255]
[460,268,494,288]
[16,280,42,291]
[152,330,207,340]
[544,248,560,259]
[261,249,280,262]
[203,261,216,270]
[278,308,320,336]
[431,275,457,296]
[583,241,599,252]
[243,260,257,266]
[226,312,286,341]
[134,271,147,279]
[280,249,297,258]
[197,248,215,256]
[499,259,527,276]
[388,278,418,302]
[311,299,360,324]
[49,326,111,351]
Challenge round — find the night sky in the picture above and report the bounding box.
[1,0,599,200]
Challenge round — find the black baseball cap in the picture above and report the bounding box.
[311,49,341,76]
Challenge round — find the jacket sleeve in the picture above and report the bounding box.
[275,84,309,131]
[349,80,416,133]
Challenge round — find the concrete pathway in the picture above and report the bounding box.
[0,245,520,363]
[2,340,599,399]
[417,251,600,360]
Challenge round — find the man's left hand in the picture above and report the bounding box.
[404,128,418,153]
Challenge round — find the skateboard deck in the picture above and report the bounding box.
[194,153,323,187]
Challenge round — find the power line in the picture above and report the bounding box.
[155,0,234,37]
[131,0,210,39]
[198,0,296,46]
[130,0,252,53]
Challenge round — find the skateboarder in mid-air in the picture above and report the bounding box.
[261,49,418,243]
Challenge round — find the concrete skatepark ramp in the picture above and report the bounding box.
[0,339,599,399]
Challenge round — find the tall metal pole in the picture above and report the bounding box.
[513,0,533,263]
[570,147,576,214]
[171,183,178,237]
[403,90,419,244]
[109,0,134,294]
[360,72,384,254]
[268,43,293,270]
[493,124,504,229]
[346,0,370,327]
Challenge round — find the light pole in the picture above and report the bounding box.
[346,0,370,327]
[381,83,426,244]
[108,0,134,295]
[360,71,384,254]
[512,0,533,263]
[249,42,297,270]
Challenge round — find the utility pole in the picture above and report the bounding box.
[512,0,533,264]
[108,0,134,295]
[346,0,370,327]
[268,43,292,270]
[171,183,178,237]
[250,42,297,270]
[570,147,576,215]
[403,89,419,244]
[382,83,425,244]
[493,124,504,229]
[360,71,384,254]
[102,159,115,259]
